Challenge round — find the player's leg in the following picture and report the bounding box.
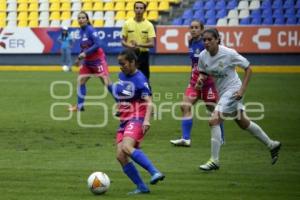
[116,140,149,194]
[69,72,90,111]
[170,91,197,147]
[199,111,223,171]
[122,120,165,185]
[235,110,281,165]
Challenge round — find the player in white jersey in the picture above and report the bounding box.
[196,28,281,171]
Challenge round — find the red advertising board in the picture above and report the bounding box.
[156,26,300,53]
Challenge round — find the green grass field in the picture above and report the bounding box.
[0,71,299,200]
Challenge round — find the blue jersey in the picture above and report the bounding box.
[188,38,205,67]
[79,25,103,67]
[112,70,151,121]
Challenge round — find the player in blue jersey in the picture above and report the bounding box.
[108,49,164,195]
[69,11,110,112]
[170,20,224,147]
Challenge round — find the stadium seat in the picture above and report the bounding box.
[28,11,38,20]
[61,19,71,27]
[205,18,216,25]
[50,2,60,11]
[261,8,272,18]
[193,0,203,10]
[7,20,17,27]
[216,9,227,19]
[7,11,17,20]
[285,8,295,18]
[228,9,238,19]
[147,2,158,11]
[296,0,300,8]
[0,18,6,27]
[115,19,125,27]
[182,9,193,20]
[286,16,297,24]
[70,19,79,27]
[262,17,273,25]
[28,19,39,27]
[0,2,6,11]
[125,2,134,11]
[82,2,92,11]
[239,9,249,18]
[61,11,71,20]
[93,11,103,20]
[50,19,60,27]
[115,11,125,20]
[251,17,261,25]
[284,0,295,9]
[215,0,226,10]
[7,2,17,12]
[103,2,114,10]
[126,10,134,19]
[104,11,114,20]
[114,2,125,11]
[296,9,300,17]
[93,2,103,11]
[18,19,28,27]
[61,2,71,11]
[227,0,238,10]
[18,11,28,20]
[49,11,60,20]
[251,9,261,18]
[217,18,227,26]
[249,0,260,10]
[182,18,192,25]
[204,1,215,10]
[274,17,285,24]
[272,0,283,9]
[240,17,250,25]
[273,9,283,18]
[228,18,239,26]
[39,2,49,11]
[205,10,215,19]
[18,3,28,11]
[104,18,114,27]
[172,17,182,25]
[39,11,49,20]
[93,19,104,27]
[193,10,205,22]
[158,1,169,11]
[147,10,159,21]
[237,1,248,10]
[28,3,39,11]
[39,19,49,27]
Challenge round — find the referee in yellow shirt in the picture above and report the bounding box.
[121,1,156,80]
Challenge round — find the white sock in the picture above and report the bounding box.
[211,125,222,163]
[246,121,273,148]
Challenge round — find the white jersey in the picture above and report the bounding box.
[198,45,250,96]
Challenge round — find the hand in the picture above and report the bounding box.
[195,77,204,90]
[232,90,243,100]
[142,121,150,134]
[78,52,86,59]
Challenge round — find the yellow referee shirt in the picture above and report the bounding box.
[121,18,156,52]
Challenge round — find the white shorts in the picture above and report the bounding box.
[215,89,245,114]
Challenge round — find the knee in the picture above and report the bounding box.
[181,103,191,114]
[236,120,250,130]
[209,119,219,127]
[121,144,132,156]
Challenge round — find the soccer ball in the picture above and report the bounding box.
[62,65,70,72]
[87,172,110,195]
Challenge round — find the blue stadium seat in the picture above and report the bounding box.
[226,0,238,10]
[262,17,273,25]
[251,17,261,25]
[193,10,205,22]
[261,8,272,18]
[284,0,295,9]
[296,9,300,17]
[296,0,300,8]
[216,9,227,18]
[206,18,216,25]
[298,18,300,24]
[193,0,204,11]
[251,9,261,18]
[240,18,250,25]
[215,0,226,10]
[273,9,284,18]
[272,0,283,9]
[172,18,182,25]
[183,18,192,25]
[182,9,193,20]
[204,0,215,10]
[284,8,295,17]
[286,17,297,24]
[274,17,285,24]
[205,10,215,19]
[261,0,272,9]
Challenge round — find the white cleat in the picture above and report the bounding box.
[170,138,191,147]
[199,159,220,171]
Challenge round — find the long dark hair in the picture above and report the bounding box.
[119,49,138,63]
[78,11,92,25]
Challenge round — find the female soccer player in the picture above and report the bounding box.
[170,20,224,147]
[69,11,110,112]
[196,28,281,171]
[109,49,164,194]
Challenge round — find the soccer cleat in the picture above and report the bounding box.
[150,172,165,185]
[170,138,191,147]
[127,188,150,195]
[199,159,220,171]
[68,105,84,112]
[270,141,281,165]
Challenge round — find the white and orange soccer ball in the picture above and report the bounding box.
[87,172,110,195]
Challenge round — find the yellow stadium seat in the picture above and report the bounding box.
[125,2,134,11]
[0,19,6,27]
[115,10,125,20]
[103,2,114,10]
[28,3,38,11]
[71,19,79,27]
[49,11,60,20]
[18,3,28,11]
[147,2,158,11]
[126,10,134,19]
[147,10,158,21]
[93,2,103,11]
[28,0,38,3]
[61,11,71,20]
[17,0,28,3]
[28,11,38,19]
[93,19,103,27]
[114,2,125,10]
[61,2,71,11]
[50,2,60,11]
[82,0,92,2]
[18,11,28,20]
[82,2,92,11]
[49,0,60,3]
[28,19,38,27]
[18,20,28,27]
[0,3,6,11]
[158,1,169,11]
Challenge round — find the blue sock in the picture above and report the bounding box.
[77,84,86,109]
[182,118,193,140]
[131,149,158,176]
[220,122,225,144]
[123,162,148,190]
